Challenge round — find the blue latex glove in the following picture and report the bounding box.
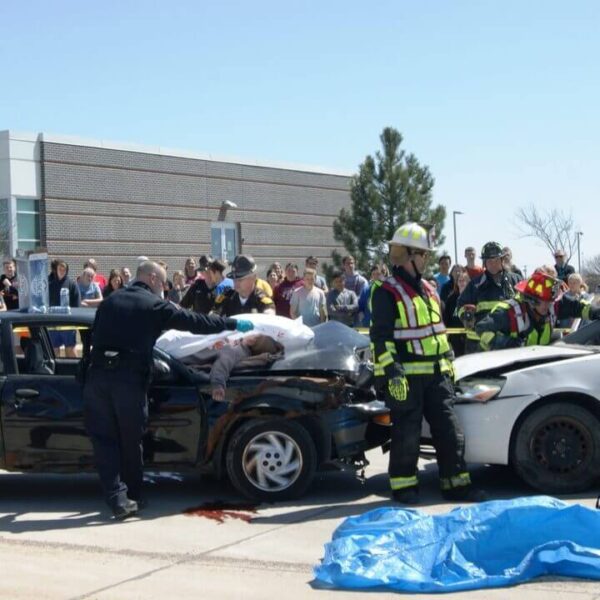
[235,319,254,332]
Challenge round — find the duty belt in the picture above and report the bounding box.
[90,348,148,371]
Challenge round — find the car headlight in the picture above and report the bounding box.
[455,378,505,403]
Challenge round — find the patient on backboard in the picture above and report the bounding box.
[181,334,284,401]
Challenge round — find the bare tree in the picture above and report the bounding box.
[515,205,578,261]
[583,254,600,293]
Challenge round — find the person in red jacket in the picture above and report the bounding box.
[273,262,303,318]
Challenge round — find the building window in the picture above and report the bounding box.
[211,222,238,263]
[16,198,40,251]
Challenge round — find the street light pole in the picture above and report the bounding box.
[576,231,583,272]
[453,211,464,265]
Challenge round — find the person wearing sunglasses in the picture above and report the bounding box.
[370,222,483,505]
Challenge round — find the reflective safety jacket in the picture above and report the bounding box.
[370,267,453,378]
[475,294,598,351]
[456,270,522,343]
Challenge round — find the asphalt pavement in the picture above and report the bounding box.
[1,450,599,600]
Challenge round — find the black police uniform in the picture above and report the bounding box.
[213,287,274,317]
[83,281,237,513]
[180,277,215,314]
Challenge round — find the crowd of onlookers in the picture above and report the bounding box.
[0,246,596,333]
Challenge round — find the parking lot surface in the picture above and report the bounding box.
[1,450,599,599]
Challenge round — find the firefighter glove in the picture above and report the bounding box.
[388,374,409,402]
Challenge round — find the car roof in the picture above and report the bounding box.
[0,308,96,325]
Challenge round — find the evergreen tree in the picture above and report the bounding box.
[331,127,446,274]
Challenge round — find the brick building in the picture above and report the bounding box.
[0,130,352,277]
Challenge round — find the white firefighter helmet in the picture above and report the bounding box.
[388,222,432,251]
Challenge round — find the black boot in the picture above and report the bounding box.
[112,499,139,520]
[392,487,420,505]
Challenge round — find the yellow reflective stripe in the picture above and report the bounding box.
[402,358,454,376]
[582,303,591,320]
[491,302,510,313]
[374,365,385,376]
[390,475,418,490]
[440,472,471,490]
[385,341,397,353]
[480,331,494,350]
[477,301,500,311]
[377,351,394,368]
[466,330,480,341]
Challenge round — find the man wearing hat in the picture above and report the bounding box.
[213,254,275,317]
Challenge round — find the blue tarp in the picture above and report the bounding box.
[313,496,600,593]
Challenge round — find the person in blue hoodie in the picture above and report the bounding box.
[48,259,81,357]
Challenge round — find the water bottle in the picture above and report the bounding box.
[60,287,70,308]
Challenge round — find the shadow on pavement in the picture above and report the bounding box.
[0,463,597,533]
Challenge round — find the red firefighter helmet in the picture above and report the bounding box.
[515,271,561,303]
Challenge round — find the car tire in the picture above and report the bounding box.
[226,418,317,502]
[512,402,600,493]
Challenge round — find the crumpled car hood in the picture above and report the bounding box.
[455,345,593,380]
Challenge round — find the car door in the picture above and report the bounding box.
[0,320,94,470]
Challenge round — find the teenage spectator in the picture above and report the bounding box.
[290,268,327,326]
[266,267,280,291]
[273,262,303,318]
[464,246,484,280]
[268,262,284,285]
[434,254,452,289]
[554,249,576,283]
[443,270,470,357]
[120,267,132,287]
[327,268,359,327]
[342,255,368,296]
[1,258,19,309]
[256,274,274,298]
[503,247,523,279]
[440,264,464,304]
[84,258,107,291]
[103,269,124,298]
[358,263,389,327]
[558,273,593,328]
[207,259,233,296]
[427,278,439,293]
[78,267,103,307]
[305,256,328,292]
[157,260,173,298]
[184,257,199,285]
[168,270,187,304]
[48,259,81,357]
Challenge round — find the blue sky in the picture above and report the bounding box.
[1,1,598,274]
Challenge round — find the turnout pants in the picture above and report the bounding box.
[385,373,469,492]
[83,365,148,509]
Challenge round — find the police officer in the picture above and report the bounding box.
[456,241,522,353]
[476,270,600,350]
[370,222,482,504]
[213,255,275,317]
[84,260,253,519]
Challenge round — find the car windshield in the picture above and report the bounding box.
[557,320,600,348]
[269,320,369,372]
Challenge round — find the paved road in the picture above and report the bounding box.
[1,450,599,599]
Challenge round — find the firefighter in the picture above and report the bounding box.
[476,270,600,350]
[456,241,522,353]
[370,222,483,504]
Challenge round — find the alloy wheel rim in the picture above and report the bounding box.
[241,431,303,492]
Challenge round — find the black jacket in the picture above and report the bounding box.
[91,281,237,363]
[48,272,81,307]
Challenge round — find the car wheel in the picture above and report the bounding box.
[226,418,317,502]
[512,402,600,493]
